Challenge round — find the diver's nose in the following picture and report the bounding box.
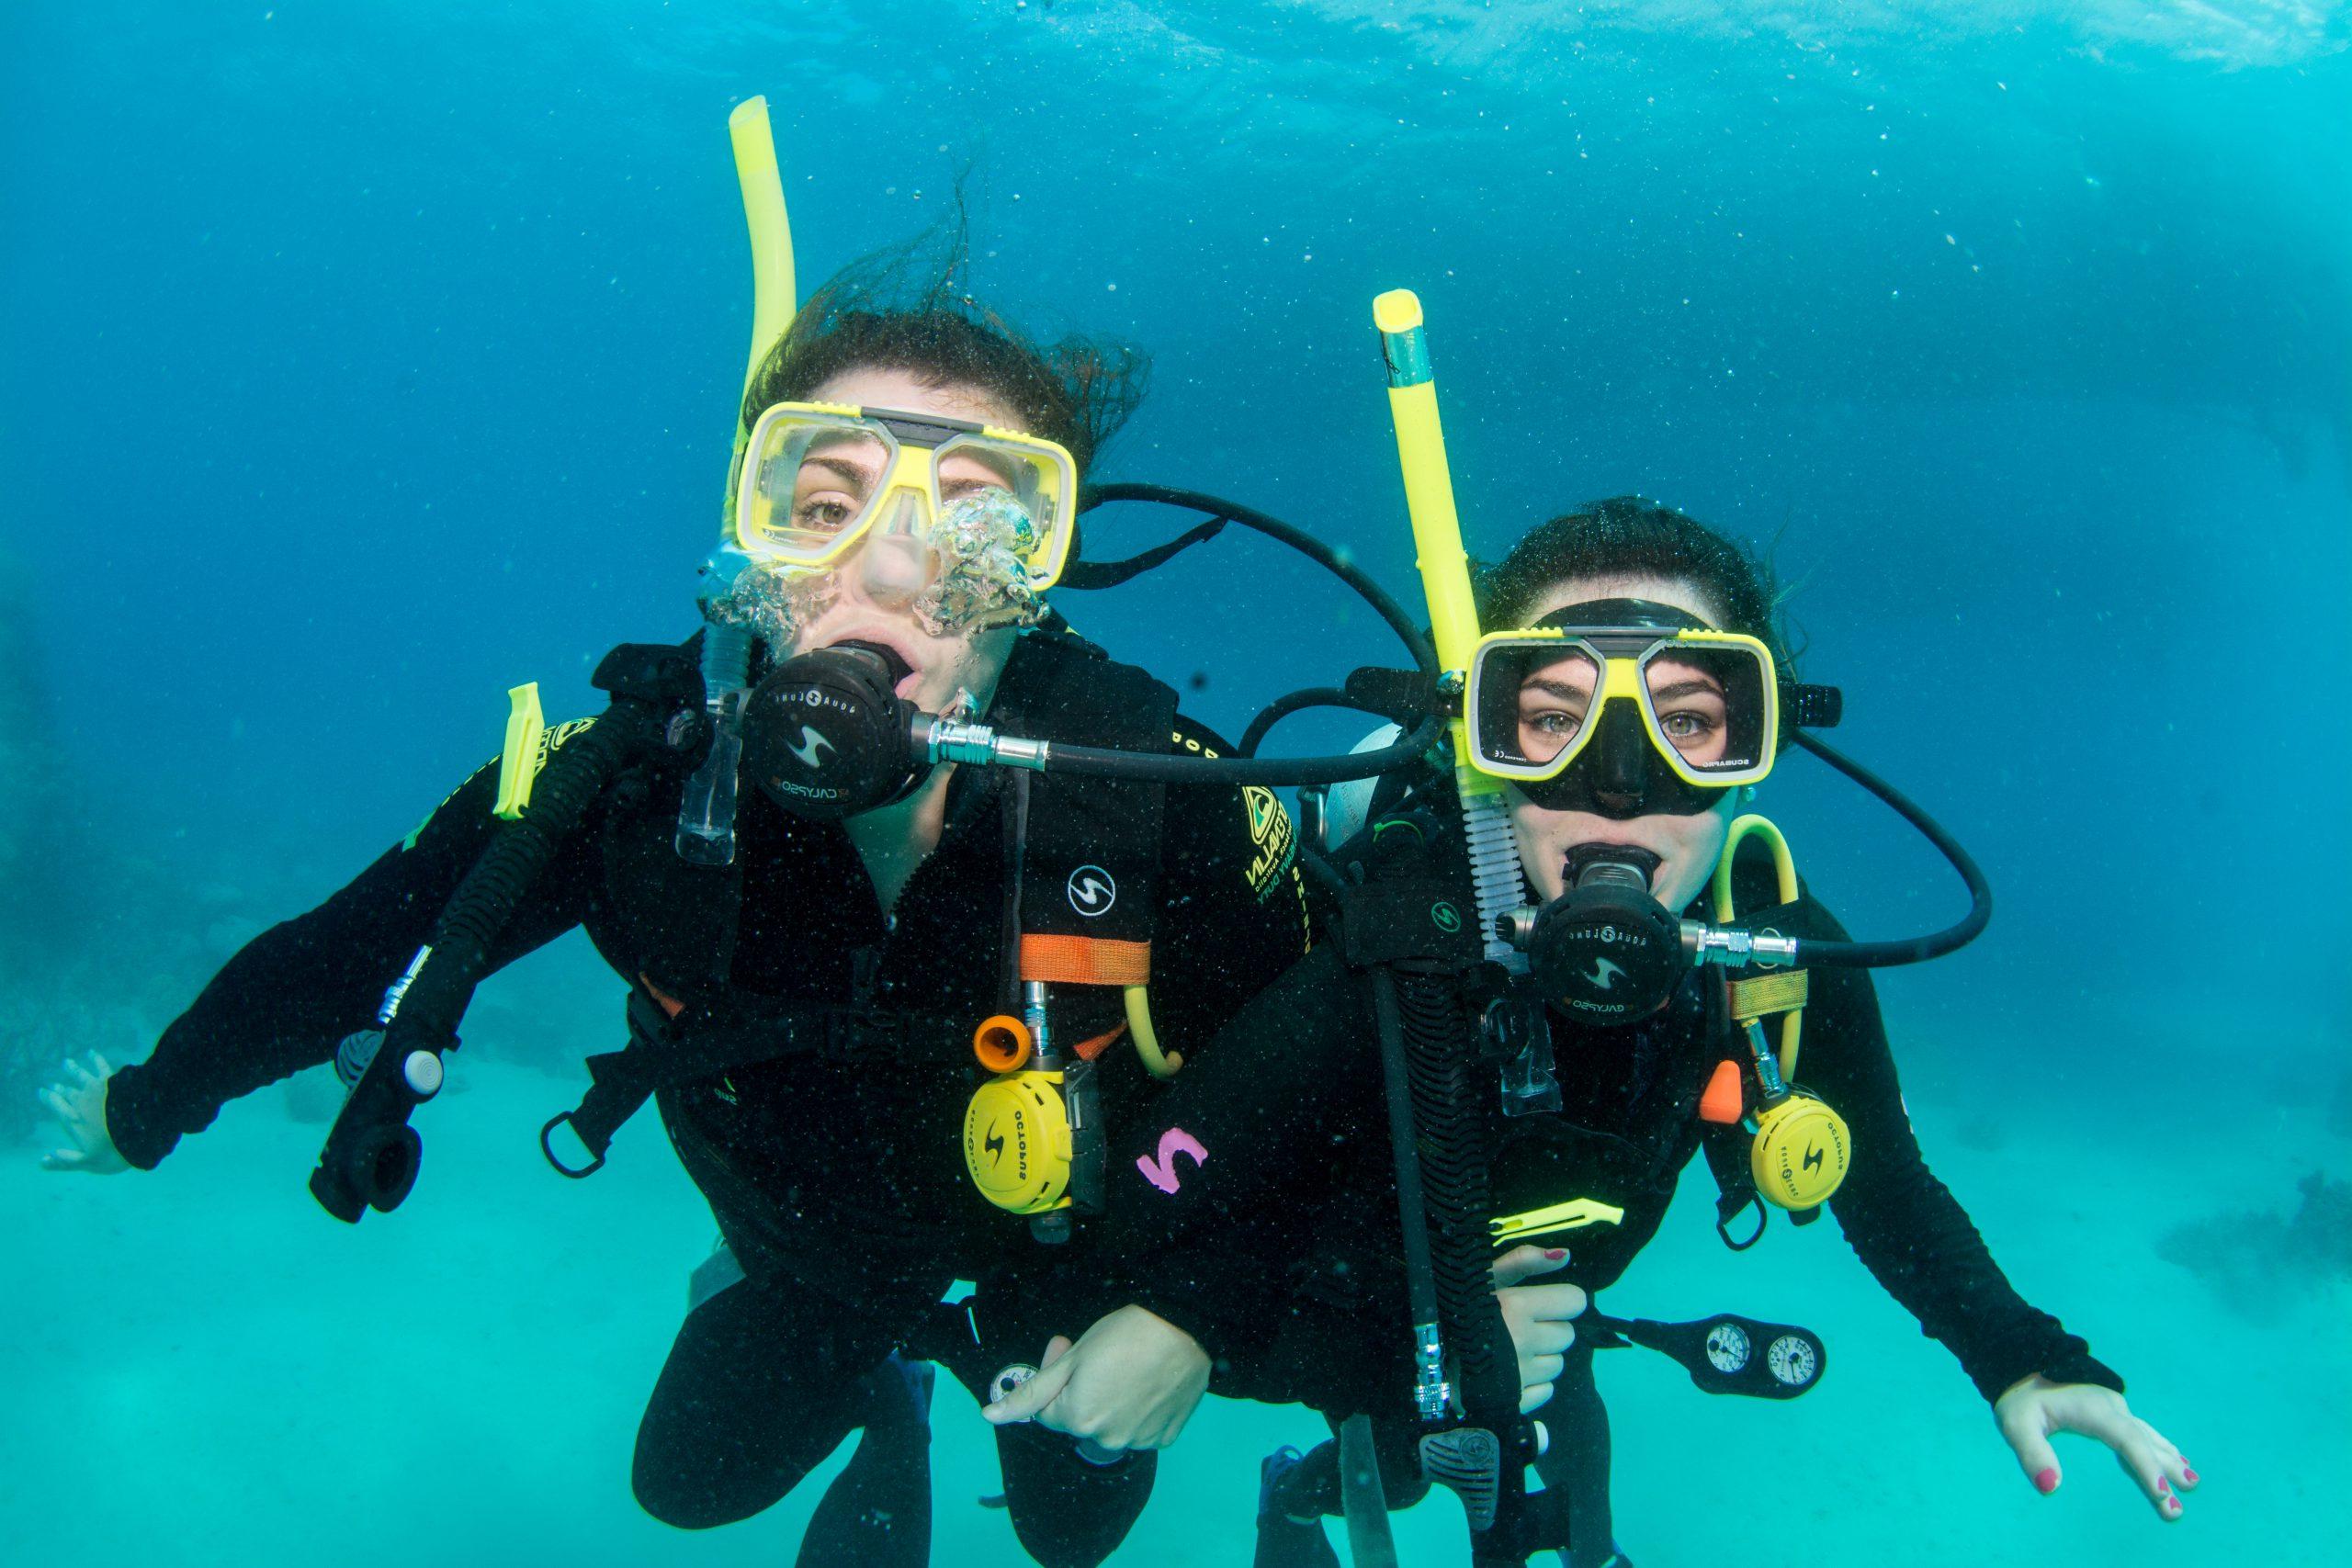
[1589,783,1647,819]
[850,496,937,609]
[1589,710,1650,819]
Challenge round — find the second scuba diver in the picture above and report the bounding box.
[1076,493,2199,1567]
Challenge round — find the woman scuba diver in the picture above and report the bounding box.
[34,241,1365,1565]
[1077,493,2198,1566]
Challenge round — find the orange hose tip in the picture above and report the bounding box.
[973,1014,1033,1073]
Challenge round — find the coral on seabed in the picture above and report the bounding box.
[2157,1170,2352,1322]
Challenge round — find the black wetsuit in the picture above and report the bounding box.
[106,632,1316,1563]
[1091,842,2121,1551]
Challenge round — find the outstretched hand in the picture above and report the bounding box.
[980,1303,1210,1454]
[39,1051,128,1174]
[1494,1244,1587,1414]
[1994,1374,2197,1520]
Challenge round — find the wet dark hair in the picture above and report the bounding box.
[739,225,1147,482]
[1475,495,1794,672]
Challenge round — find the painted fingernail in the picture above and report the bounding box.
[2181,1467,2199,1485]
[1544,1248,1567,1260]
[2156,1478,2170,1495]
[2164,1496,2181,1516]
[2033,1468,2059,1495]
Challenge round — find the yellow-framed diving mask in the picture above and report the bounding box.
[1464,599,1780,817]
[732,401,1080,590]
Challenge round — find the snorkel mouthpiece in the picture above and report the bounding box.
[741,641,929,820]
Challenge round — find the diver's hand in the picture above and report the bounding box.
[39,1052,129,1174]
[979,1304,1210,1452]
[1995,1374,2196,1520]
[1494,1244,1587,1414]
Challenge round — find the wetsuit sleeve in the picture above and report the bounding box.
[1091,724,1332,1365]
[1801,895,2125,1403]
[1092,941,1410,1408]
[103,755,604,1169]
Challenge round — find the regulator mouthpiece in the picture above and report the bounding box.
[741,641,927,820]
[1512,846,1683,1024]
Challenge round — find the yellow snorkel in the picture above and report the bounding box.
[677,96,799,865]
[1373,290,1528,965]
[729,97,797,408]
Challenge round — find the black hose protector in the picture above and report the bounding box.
[390,705,664,1044]
[1392,966,1528,1557]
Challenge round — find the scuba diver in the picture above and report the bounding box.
[1055,295,2198,1566]
[35,100,1447,1568]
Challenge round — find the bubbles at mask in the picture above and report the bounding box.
[704,555,840,651]
[909,490,1047,637]
[703,490,1044,649]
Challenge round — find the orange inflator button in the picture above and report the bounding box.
[973,1015,1034,1074]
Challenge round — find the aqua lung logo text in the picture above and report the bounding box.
[1068,864,1116,917]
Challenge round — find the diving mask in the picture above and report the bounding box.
[1465,599,1779,818]
[735,400,1076,594]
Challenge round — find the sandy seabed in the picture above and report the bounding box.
[3,983,2336,1568]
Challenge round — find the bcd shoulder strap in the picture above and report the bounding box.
[997,629,1178,1057]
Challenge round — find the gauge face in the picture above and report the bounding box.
[1704,1321,1752,1373]
[1767,1334,1819,1387]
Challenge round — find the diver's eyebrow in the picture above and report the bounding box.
[941,446,1022,488]
[1520,676,1594,703]
[802,452,876,490]
[1647,678,1726,702]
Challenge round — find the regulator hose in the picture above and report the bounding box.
[1783,731,1994,968]
[311,701,666,1222]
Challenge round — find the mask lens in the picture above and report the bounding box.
[1471,640,1605,774]
[933,434,1070,583]
[741,412,895,562]
[1642,643,1771,779]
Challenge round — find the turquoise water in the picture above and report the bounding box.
[2,3,2344,1563]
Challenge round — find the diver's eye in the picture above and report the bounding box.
[1658,711,1716,740]
[790,494,860,533]
[1517,705,1586,764]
